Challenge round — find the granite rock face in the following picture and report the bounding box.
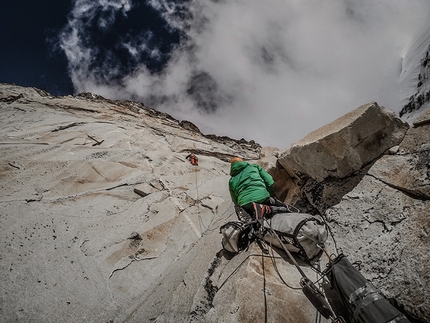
[0,84,322,323]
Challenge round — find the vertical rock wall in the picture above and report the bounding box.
[0,84,325,323]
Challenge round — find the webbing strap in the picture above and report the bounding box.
[271,217,319,262]
[265,222,308,279]
[349,283,385,321]
[349,282,377,304]
[353,293,384,320]
[293,218,316,237]
[386,315,408,323]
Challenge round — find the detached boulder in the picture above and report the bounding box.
[274,102,410,213]
[278,102,409,182]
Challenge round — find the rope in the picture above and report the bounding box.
[190,162,218,234]
[268,243,302,290]
[262,249,268,323]
[217,253,299,291]
[194,166,206,233]
[259,221,303,290]
[201,200,236,235]
[191,161,234,235]
[285,203,300,213]
[195,166,199,207]
[315,261,323,323]
[217,254,254,291]
[317,211,341,256]
[263,218,308,279]
[217,252,284,323]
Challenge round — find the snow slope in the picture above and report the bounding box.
[400,24,430,122]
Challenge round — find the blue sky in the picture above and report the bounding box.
[1,0,430,148]
[0,0,179,96]
[0,0,73,95]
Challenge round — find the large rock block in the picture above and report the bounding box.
[278,102,409,182]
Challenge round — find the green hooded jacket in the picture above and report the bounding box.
[229,161,274,207]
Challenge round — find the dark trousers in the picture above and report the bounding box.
[242,197,290,219]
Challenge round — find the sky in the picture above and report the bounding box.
[1,0,430,149]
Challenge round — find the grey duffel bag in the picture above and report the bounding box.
[263,212,328,262]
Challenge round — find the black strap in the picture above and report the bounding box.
[271,217,324,262]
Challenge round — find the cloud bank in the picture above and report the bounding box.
[59,0,430,148]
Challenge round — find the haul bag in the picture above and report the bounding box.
[219,221,252,254]
[323,254,410,323]
[263,212,328,262]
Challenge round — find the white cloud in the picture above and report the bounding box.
[60,0,430,148]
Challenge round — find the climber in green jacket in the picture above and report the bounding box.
[229,157,290,220]
[229,157,275,209]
